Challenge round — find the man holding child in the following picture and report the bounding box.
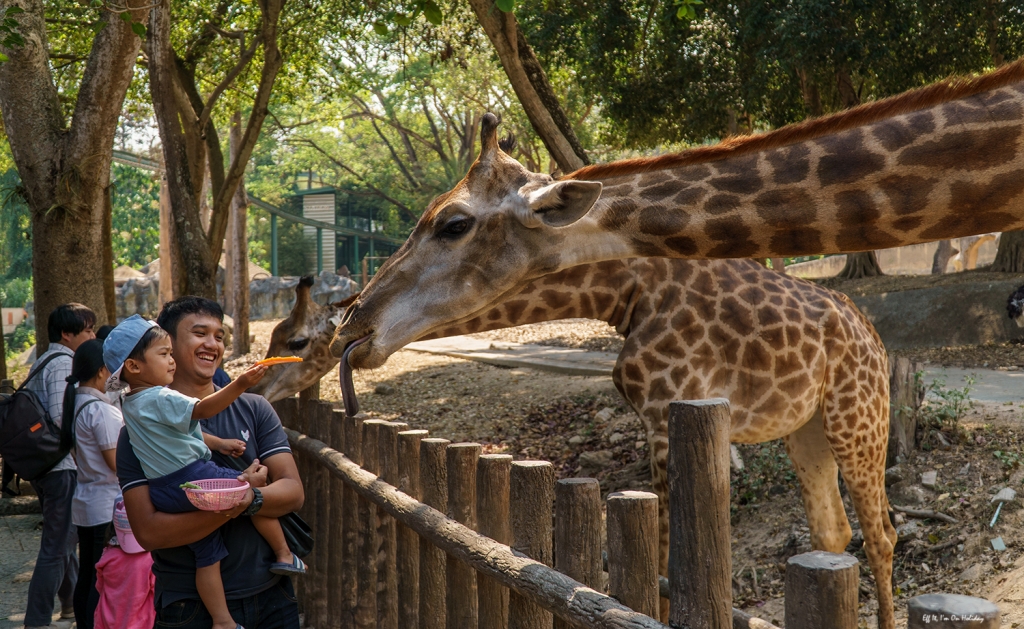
[117,296,304,629]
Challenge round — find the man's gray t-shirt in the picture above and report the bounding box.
[116,391,293,608]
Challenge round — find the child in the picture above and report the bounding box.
[103,315,305,629]
[94,498,155,629]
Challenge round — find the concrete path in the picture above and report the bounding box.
[1,514,44,629]
[406,336,1024,405]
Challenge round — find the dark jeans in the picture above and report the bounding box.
[154,579,299,629]
[74,523,110,629]
[25,470,79,627]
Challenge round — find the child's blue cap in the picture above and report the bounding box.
[103,314,159,391]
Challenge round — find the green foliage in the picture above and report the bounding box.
[4,318,34,361]
[731,442,797,507]
[0,168,31,281]
[0,6,25,63]
[921,373,977,431]
[994,449,1024,471]
[0,277,32,309]
[110,164,160,269]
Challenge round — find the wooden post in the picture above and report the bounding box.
[553,478,602,629]
[607,491,660,618]
[398,430,428,629]
[313,403,331,629]
[357,419,386,629]
[906,594,1000,628]
[477,454,512,629]
[446,443,480,629]
[293,399,310,613]
[668,399,732,629]
[377,421,409,629]
[420,438,450,629]
[783,551,859,629]
[509,461,555,629]
[341,413,365,627]
[328,411,346,628]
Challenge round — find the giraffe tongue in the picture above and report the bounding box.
[341,336,371,417]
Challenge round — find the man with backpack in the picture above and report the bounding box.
[20,303,96,629]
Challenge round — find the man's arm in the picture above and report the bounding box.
[247,452,303,518]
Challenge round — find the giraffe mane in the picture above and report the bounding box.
[567,57,1024,182]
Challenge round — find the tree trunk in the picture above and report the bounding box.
[466,0,586,173]
[770,258,786,273]
[0,294,6,381]
[835,251,884,279]
[931,240,958,274]
[229,112,251,357]
[991,231,1024,272]
[0,0,144,350]
[102,185,116,324]
[887,354,925,466]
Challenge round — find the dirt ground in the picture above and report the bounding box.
[220,299,1024,628]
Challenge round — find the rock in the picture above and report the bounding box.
[634,441,646,449]
[921,470,938,489]
[578,450,614,476]
[568,435,583,446]
[897,519,922,538]
[959,563,985,582]
[594,407,616,423]
[730,444,744,471]
[959,463,971,477]
[609,432,624,444]
[885,465,904,486]
[991,487,1016,504]
[889,482,928,506]
[374,383,395,395]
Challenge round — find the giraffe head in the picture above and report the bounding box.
[330,113,604,367]
[249,276,355,401]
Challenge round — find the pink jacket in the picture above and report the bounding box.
[94,546,155,629]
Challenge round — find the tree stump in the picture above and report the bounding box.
[835,251,884,279]
[906,594,999,628]
[784,551,859,629]
[888,354,925,466]
[932,240,958,274]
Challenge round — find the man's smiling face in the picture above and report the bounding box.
[170,313,225,381]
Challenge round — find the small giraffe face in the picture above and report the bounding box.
[330,113,603,366]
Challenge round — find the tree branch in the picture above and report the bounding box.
[195,32,262,133]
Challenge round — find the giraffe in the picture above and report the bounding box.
[255,257,894,627]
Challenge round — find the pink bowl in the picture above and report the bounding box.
[183,478,250,511]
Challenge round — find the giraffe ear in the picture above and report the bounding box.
[521,180,603,227]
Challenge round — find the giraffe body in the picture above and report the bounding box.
[256,258,895,627]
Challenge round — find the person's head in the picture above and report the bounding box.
[103,315,173,391]
[47,303,97,350]
[62,338,110,435]
[95,324,115,340]
[156,296,225,385]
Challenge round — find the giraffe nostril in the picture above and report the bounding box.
[341,302,359,326]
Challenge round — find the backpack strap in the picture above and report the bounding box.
[16,352,65,393]
[63,397,100,452]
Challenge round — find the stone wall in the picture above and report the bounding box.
[113,271,358,322]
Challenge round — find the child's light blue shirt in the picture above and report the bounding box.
[121,386,211,479]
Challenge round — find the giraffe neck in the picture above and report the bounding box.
[422,260,639,339]
[557,79,1024,267]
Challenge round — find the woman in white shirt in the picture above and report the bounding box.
[63,339,123,629]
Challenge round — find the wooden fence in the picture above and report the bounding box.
[273,396,960,629]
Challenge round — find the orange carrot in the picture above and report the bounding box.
[256,356,304,366]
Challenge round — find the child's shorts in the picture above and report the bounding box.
[148,458,243,568]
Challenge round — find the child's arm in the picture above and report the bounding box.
[192,364,268,420]
[202,432,247,457]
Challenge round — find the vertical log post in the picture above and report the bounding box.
[509,461,555,629]
[328,410,346,629]
[357,419,386,629]
[668,399,732,629]
[477,454,512,629]
[906,594,1000,628]
[784,551,859,629]
[420,438,450,629]
[446,443,481,629]
[553,478,602,629]
[341,413,365,627]
[377,421,409,629]
[398,430,428,629]
[293,399,311,614]
[313,403,331,629]
[606,491,660,618]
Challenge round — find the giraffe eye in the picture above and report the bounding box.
[438,217,473,239]
[287,337,309,352]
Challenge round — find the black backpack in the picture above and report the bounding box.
[0,353,75,484]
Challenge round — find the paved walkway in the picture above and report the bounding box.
[407,336,1024,405]
[1,514,44,629]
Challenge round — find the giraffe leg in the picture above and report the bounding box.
[783,412,852,553]
[823,407,897,629]
[643,407,671,623]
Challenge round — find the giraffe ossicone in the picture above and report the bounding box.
[257,257,896,629]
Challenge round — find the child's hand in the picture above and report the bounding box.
[216,438,246,458]
[236,363,268,389]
